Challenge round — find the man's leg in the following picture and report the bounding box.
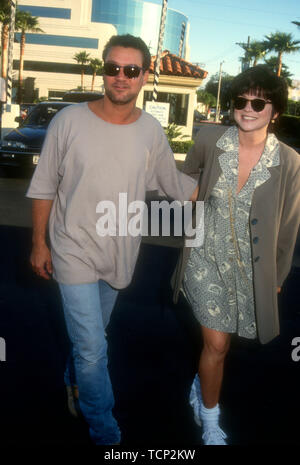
[98,280,118,330]
[58,281,120,445]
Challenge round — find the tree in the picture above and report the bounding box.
[292,21,300,28]
[264,32,300,76]
[205,72,235,110]
[73,51,90,89]
[89,57,103,91]
[264,56,293,86]
[15,10,43,103]
[196,89,216,114]
[237,40,267,67]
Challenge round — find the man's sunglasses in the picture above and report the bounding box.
[103,62,144,79]
[233,96,272,112]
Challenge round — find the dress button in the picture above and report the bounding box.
[253,237,259,244]
[254,256,260,262]
[251,218,258,225]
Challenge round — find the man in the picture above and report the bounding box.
[27,34,198,445]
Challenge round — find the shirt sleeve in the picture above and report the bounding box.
[146,125,197,202]
[26,117,62,200]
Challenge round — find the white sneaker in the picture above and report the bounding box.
[189,375,202,426]
[202,426,227,445]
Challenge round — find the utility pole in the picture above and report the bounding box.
[152,0,168,101]
[236,36,251,71]
[215,61,224,123]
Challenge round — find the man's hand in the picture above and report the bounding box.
[30,198,54,279]
[277,287,281,293]
[30,242,53,280]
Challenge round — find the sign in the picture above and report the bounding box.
[145,101,170,127]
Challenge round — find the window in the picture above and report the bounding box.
[144,91,189,126]
[48,90,65,100]
[15,33,99,49]
[18,6,71,19]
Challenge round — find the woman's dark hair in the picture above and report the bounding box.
[229,65,288,116]
[102,34,151,71]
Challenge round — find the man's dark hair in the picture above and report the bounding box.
[102,34,151,71]
[229,65,288,116]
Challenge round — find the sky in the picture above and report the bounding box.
[166,0,300,84]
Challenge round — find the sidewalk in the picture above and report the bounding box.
[0,224,299,445]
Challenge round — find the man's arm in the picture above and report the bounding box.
[30,199,53,280]
[189,185,199,202]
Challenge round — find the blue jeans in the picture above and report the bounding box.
[58,280,121,445]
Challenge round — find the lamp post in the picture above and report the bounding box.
[6,0,16,105]
[152,0,168,102]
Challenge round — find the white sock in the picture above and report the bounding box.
[200,403,220,429]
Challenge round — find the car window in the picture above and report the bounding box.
[21,104,69,128]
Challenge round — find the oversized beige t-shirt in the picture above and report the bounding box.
[27,103,196,288]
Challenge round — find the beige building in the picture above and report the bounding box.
[289,80,300,102]
[11,0,116,98]
[2,1,207,138]
[140,51,207,138]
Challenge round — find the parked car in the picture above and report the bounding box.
[0,101,73,170]
[194,110,207,122]
[62,90,104,102]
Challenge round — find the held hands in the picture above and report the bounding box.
[30,243,53,280]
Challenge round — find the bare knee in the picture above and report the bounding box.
[201,327,230,360]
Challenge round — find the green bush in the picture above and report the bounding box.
[169,140,194,153]
[274,114,300,136]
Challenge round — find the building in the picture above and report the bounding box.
[141,51,207,138]
[289,80,300,102]
[12,0,189,99]
[2,1,207,138]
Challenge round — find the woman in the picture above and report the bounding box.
[173,65,300,445]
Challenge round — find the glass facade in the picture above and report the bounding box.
[18,5,71,19]
[15,33,99,50]
[91,0,187,56]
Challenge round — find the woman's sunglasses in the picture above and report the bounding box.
[103,62,144,79]
[233,96,272,112]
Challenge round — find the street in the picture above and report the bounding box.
[0,169,299,446]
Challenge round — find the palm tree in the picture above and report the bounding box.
[15,10,43,103]
[264,32,300,76]
[264,55,293,86]
[238,40,267,67]
[292,21,300,28]
[73,51,90,89]
[89,58,103,91]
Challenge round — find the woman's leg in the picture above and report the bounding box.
[190,326,230,444]
[199,326,231,408]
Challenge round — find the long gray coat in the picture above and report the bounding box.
[172,125,300,344]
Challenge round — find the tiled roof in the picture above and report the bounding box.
[149,51,208,79]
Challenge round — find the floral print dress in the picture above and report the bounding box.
[182,126,280,339]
